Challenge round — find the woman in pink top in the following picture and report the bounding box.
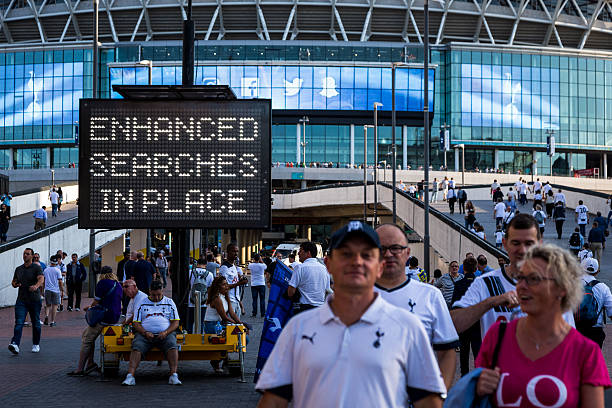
[475,244,610,407]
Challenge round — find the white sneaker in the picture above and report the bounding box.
[122,374,136,386]
[8,343,19,354]
[168,373,182,385]
[31,345,40,353]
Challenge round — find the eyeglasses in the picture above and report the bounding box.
[515,275,556,286]
[381,245,408,255]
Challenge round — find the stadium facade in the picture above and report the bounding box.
[0,0,611,176]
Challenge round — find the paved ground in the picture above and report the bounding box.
[0,282,264,407]
[431,197,612,289]
[5,203,77,242]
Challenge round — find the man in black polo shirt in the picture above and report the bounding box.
[9,247,44,354]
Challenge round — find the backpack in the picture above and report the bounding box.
[569,232,581,248]
[190,268,210,305]
[534,211,544,224]
[575,280,601,330]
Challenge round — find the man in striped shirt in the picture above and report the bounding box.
[435,261,463,308]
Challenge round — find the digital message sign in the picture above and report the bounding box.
[78,99,271,229]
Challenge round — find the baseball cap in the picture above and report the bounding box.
[582,258,599,274]
[328,221,381,250]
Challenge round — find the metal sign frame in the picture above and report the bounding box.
[78,98,271,229]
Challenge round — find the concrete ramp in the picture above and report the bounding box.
[273,182,506,269]
[0,217,127,307]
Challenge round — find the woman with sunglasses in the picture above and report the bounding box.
[475,244,610,407]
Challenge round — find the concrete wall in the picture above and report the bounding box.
[0,227,126,307]
[10,184,78,218]
[271,167,612,192]
[0,168,78,182]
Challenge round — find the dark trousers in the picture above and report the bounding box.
[555,220,564,239]
[496,217,503,227]
[579,224,586,237]
[67,281,83,309]
[458,200,466,214]
[294,303,317,315]
[251,285,266,316]
[519,194,527,205]
[578,326,605,348]
[12,300,42,346]
[187,306,207,334]
[448,198,456,214]
[459,323,482,376]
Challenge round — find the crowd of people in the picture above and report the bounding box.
[255,216,612,407]
[6,212,612,403]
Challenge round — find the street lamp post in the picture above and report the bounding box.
[455,144,465,187]
[546,128,555,176]
[423,0,431,275]
[139,60,153,85]
[363,125,373,223]
[298,116,309,166]
[373,102,383,227]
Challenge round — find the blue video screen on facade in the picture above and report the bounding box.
[461,64,560,130]
[109,65,435,112]
[0,62,84,128]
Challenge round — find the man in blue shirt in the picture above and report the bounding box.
[588,221,605,265]
[475,255,494,277]
[33,206,47,231]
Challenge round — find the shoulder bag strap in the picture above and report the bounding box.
[100,281,117,301]
[491,321,507,369]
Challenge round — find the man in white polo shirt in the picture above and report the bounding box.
[287,242,330,314]
[256,221,445,407]
[374,224,459,390]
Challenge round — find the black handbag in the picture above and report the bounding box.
[85,281,117,327]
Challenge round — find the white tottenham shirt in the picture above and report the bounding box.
[374,279,460,350]
[255,294,446,407]
[219,262,243,305]
[288,258,330,306]
[134,296,180,334]
[453,267,575,339]
[126,290,148,321]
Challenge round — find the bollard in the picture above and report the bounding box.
[237,325,246,383]
[194,290,201,334]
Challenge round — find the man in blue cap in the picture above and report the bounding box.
[256,221,445,407]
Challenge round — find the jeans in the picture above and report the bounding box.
[459,323,481,376]
[51,203,58,217]
[430,190,438,203]
[12,300,42,346]
[579,223,587,237]
[448,198,456,214]
[187,306,207,334]
[458,200,466,214]
[67,281,83,309]
[158,267,167,287]
[251,285,266,316]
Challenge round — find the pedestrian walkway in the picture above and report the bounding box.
[0,280,262,406]
[431,198,612,289]
[2,203,77,244]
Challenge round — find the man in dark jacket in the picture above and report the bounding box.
[117,250,130,282]
[65,253,87,311]
[451,257,481,376]
[133,251,155,294]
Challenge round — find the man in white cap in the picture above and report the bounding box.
[577,258,612,348]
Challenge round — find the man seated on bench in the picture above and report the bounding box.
[122,280,182,386]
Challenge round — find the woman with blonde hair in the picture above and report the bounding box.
[67,266,123,376]
[475,244,610,407]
